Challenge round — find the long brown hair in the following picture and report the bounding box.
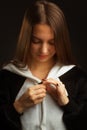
[12,0,75,68]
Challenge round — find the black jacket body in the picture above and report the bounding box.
[0,66,87,130]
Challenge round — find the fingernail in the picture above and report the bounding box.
[38,81,43,84]
[42,79,46,81]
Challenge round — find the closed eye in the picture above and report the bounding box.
[31,35,42,44]
[31,35,55,45]
[48,40,55,45]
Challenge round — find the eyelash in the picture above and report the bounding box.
[49,42,54,45]
[32,41,54,46]
[32,39,42,44]
[31,38,54,45]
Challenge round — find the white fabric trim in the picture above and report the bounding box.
[3,63,75,130]
[3,64,41,83]
[3,63,75,80]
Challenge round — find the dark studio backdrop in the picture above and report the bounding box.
[0,0,87,72]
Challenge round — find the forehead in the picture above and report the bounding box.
[32,24,54,39]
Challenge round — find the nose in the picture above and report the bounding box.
[40,42,49,53]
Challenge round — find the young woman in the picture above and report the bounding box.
[0,0,87,130]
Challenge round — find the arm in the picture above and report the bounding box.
[0,70,22,130]
[43,77,87,130]
[0,70,46,130]
[62,78,87,130]
[13,84,46,114]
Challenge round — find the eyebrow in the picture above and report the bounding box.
[31,35,41,40]
[32,35,55,41]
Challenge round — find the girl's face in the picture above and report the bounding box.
[30,24,56,63]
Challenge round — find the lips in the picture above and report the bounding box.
[38,54,48,59]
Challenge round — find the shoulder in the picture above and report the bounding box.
[69,66,87,78]
[0,69,26,98]
[60,66,87,81]
[0,69,26,84]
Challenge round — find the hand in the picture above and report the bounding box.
[13,84,46,113]
[43,78,69,106]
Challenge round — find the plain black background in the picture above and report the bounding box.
[0,0,87,72]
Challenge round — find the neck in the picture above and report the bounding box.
[28,59,56,79]
[29,59,56,71]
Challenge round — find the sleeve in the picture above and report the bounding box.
[0,70,22,130]
[61,77,87,130]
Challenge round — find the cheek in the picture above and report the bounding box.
[50,46,56,54]
[30,45,34,55]
[30,44,39,53]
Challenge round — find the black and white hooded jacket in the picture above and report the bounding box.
[0,63,87,130]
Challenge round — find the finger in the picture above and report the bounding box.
[43,78,60,88]
[29,87,46,97]
[47,86,58,101]
[23,98,43,107]
[29,92,46,105]
[56,82,68,96]
[32,98,44,105]
[46,83,54,91]
[29,84,46,92]
[35,93,46,99]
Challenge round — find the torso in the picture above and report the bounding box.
[29,61,56,80]
[30,69,50,79]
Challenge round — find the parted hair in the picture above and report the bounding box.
[12,0,75,68]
